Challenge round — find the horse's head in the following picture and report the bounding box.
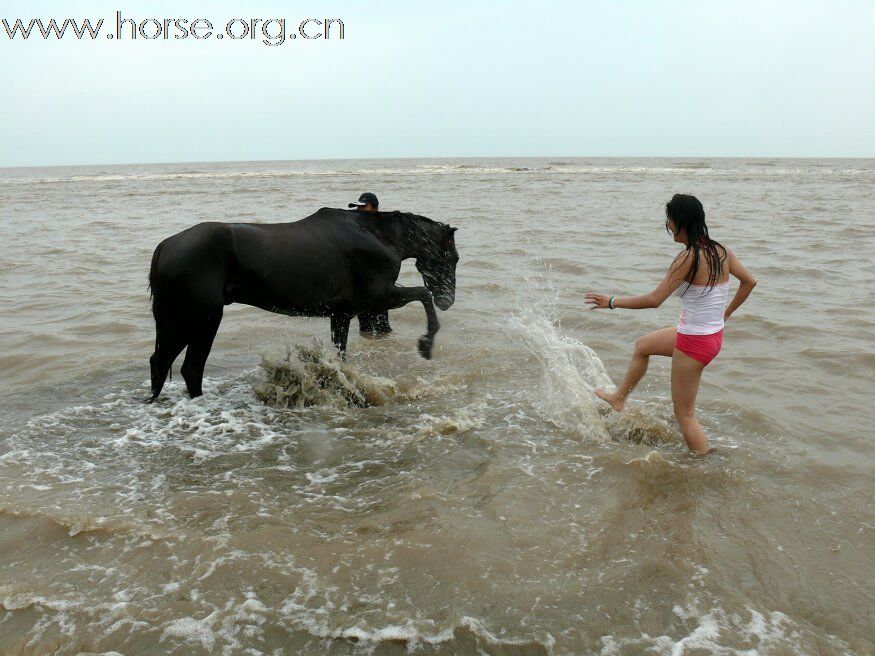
[415,222,458,311]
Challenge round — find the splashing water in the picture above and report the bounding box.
[507,301,615,442]
[507,299,681,448]
[604,406,677,447]
[253,343,407,408]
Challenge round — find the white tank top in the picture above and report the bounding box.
[675,281,729,335]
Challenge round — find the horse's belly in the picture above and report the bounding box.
[228,283,350,318]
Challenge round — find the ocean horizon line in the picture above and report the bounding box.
[2,153,874,172]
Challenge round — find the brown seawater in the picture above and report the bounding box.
[1,158,873,655]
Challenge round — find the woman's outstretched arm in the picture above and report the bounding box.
[724,249,757,320]
[585,251,691,310]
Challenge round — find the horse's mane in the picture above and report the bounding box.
[374,209,451,231]
[317,207,453,232]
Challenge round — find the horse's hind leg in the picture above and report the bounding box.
[181,308,223,398]
[147,331,187,403]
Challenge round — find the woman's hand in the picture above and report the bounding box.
[585,292,612,309]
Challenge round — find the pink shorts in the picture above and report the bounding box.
[675,329,724,366]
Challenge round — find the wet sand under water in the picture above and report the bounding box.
[0,157,874,655]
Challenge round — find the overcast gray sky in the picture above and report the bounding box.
[2,0,873,166]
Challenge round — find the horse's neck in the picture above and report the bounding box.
[400,215,435,261]
[360,214,425,260]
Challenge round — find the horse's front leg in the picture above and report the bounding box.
[382,286,439,359]
[330,313,352,357]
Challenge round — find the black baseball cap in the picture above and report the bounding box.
[348,192,379,209]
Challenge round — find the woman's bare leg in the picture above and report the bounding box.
[670,349,709,454]
[596,327,676,411]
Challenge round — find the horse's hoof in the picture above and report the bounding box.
[417,336,433,359]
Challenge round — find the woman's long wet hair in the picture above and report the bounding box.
[665,194,726,292]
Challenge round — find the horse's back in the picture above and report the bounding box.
[150,209,395,315]
[154,222,232,282]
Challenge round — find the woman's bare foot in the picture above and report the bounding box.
[595,388,625,412]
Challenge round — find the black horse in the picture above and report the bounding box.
[146,208,458,401]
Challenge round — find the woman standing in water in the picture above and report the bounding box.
[585,194,757,454]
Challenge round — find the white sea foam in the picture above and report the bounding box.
[598,601,849,656]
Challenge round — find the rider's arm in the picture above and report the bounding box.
[724,249,757,320]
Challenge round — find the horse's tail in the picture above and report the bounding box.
[146,241,182,401]
[148,242,167,342]
[148,241,160,301]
